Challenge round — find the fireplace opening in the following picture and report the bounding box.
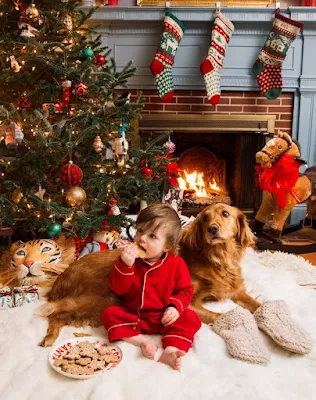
[137,114,276,216]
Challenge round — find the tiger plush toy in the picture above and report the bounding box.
[0,236,76,289]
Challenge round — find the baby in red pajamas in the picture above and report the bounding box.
[101,204,201,370]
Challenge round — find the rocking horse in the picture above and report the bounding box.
[251,131,316,253]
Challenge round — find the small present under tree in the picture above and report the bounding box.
[0,0,175,239]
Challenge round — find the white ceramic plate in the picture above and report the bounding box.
[48,336,122,380]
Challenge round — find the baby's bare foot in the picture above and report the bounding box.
[158,348,185,370]
[140,342,158,360]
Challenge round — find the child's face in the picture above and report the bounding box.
[134,225,169,263]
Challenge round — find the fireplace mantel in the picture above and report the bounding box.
[138,113,276,133]
[87,6,316,222]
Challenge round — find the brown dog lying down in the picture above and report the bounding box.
[39,203,258,347]
[179,202,260,325]
[39,249,122,347]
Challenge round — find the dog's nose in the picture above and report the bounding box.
[208,225,219,235]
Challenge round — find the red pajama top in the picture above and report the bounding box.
[109,252,194,316]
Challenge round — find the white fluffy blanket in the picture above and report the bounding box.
[1,249,316,400]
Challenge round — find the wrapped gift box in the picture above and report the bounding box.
[0,285,39,309]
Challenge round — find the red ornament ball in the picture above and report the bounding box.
[73,82,88,96]
[59,162,83,187]
[95,54,106,66]
[17,95,32,108]
[141,166,153,178]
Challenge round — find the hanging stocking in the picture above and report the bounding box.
[252,10,303,100]
[200,12,234,105]
[150,12,186,103]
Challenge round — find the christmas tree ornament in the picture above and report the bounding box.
[93,136,104,153]
[65,186,87,207]
[18,3,42,38]
[61,14,73,32]
[95,54,106,66]
[18,21,39,37]
[5,135,17,149]
[10,56,21,73]
[59,162,83,187]
[200,12,234,105]
[82,47,95,60]
[108,198,121,215]
[17,94,32,108]
[20,46,27,54]
[253,10,303,100]
[46,222,62,238]
[0,122,24,148]
[34,185,46,200]
[24,4,41,23]
[42,103,62,113]
[60,80,72,109]
[163,136,176,155]
[150,12,186,102]
[141,166,153,178]
[12,188,23,204]
[112,131,129,166]
[73,82,88,95]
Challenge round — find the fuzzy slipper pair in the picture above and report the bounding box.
[212,300,312,365]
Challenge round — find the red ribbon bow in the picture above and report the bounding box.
[255,153,301,210]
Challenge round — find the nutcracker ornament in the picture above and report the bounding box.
[112,126,129,167]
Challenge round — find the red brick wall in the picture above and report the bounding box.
[132,90,294,134]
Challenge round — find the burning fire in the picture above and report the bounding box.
[178,170,222,197]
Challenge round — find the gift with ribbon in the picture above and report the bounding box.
[0,285,39,309]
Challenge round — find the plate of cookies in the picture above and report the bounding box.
[49,337,122,379]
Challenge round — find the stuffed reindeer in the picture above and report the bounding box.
[252,131,316,241]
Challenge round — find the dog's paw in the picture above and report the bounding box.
[39,335,56,347]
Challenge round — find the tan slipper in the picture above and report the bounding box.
[254,300,312,355]
[212,307,270,365]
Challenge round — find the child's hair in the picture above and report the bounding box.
[136,204,181,253]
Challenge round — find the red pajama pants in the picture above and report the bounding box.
[101,305,201,352]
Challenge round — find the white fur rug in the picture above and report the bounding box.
[1,249,316,400]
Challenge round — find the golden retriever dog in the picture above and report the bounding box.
[179,202,260,324]
[38,248,123,347]
[39,202,258,347]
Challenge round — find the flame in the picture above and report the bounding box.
[178,170,221,197]
[209,179,221,192]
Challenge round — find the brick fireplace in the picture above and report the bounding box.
[137,109,276,215]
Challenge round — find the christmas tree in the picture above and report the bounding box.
[0,0,176,240]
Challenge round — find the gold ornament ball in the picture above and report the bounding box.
[65,186,87,207]
[25,4,40,20]
[12,188,23,204]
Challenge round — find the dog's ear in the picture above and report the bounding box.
[182,215,203,253]
[236,211,256,249]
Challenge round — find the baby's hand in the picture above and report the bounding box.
[161,307,180,326]
[121,244,139,268]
